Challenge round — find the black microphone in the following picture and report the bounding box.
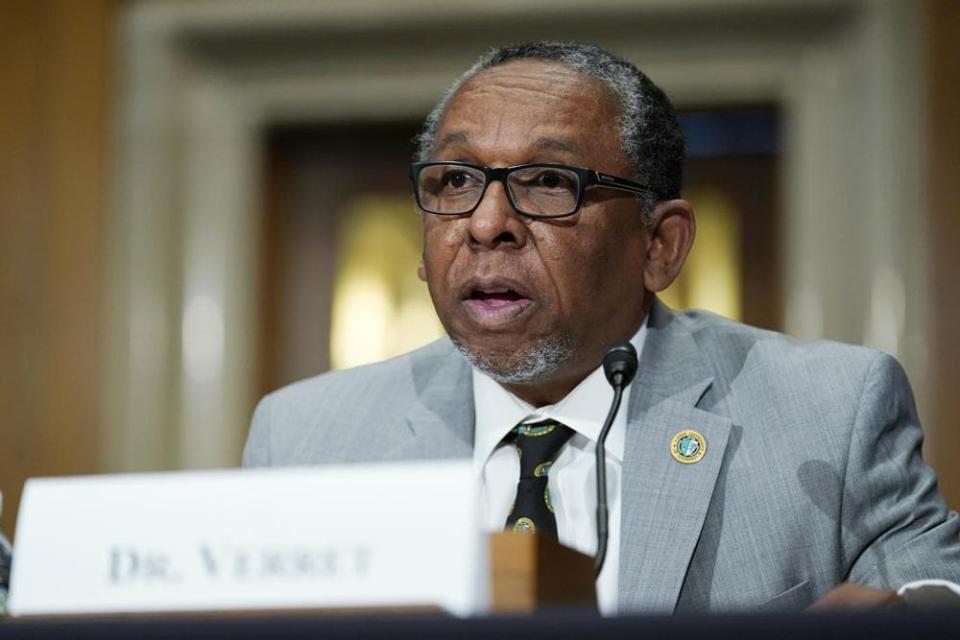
[594,341,638,576]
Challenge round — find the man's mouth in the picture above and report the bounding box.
[469,287,526,307]
[460,280,534,327]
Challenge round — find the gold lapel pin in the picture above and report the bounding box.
[671,429,707,464]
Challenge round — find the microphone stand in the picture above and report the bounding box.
[594,382,624,576]
[594,341,638,577]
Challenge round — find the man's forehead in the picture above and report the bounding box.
[466,57,586,83]
[456,58,607,105]
[432,130,583,158]
[430,59,621,161]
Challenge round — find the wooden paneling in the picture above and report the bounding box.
[684,153,781,332]
[0,0,114,537]
[926,0,960,510]
[258,123,421,395]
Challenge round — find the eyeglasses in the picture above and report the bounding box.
[410,161,658,219]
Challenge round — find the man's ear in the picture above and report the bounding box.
[643,199,695,293]
[417,259,427,282]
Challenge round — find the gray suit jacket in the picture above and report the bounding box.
[243,301,960,613]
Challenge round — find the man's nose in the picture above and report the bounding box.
[467,180,527,250]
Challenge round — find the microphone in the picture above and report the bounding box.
[603,342,639,389]
[594,341,638,576]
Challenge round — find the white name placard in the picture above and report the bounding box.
[9,461,487,617]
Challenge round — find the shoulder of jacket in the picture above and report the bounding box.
[672,307,885,376]
[259,337,458,410]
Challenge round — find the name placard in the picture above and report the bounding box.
[9,461,487,617]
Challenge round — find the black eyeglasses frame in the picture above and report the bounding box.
[409,161,660,219]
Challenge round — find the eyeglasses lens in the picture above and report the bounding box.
[416,164,581,217]
[416,164,486,215]
[507,166,580,216]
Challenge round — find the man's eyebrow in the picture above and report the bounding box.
[534,137,580,154]
[432,131,469,154]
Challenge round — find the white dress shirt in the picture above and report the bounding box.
[472,324,646,615]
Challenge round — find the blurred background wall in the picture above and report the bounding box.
[1,0,115,535]
[1,0,958,537]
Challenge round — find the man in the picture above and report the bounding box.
[243,42,960,613]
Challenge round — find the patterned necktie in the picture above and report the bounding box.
[504,419,575,539]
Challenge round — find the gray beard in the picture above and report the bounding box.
[451,335,575,384]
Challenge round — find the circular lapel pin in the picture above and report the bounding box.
[671,430,707,464]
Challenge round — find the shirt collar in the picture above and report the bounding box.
[472,320,648,471]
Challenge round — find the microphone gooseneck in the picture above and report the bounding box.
[594,341,638,577]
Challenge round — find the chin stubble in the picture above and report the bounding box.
[451,334,575,384]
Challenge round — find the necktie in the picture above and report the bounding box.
[504,419,574,539]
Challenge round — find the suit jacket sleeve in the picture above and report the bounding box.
[243,394,273,467]
[843,352,960,586]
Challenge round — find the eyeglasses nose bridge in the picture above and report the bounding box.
[474,166,517,212]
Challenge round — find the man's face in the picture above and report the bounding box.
[420,60,653,403]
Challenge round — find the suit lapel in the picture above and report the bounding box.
[388,339,475,461]
[618,301,732,613]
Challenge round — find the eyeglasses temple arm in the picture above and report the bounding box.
[591,171,658,198]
